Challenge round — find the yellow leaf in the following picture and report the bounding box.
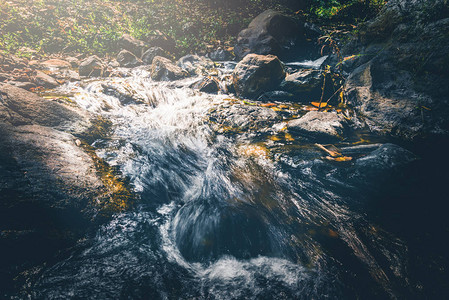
[260,103,277,107]
[325,156,353,162]
[285,133,294,141]
[311,102,328,108]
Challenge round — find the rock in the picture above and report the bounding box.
[232,54,285,99]
[33,70,60,88]
[0,83,109,291]
[0,83,89,131]
[234,10,313,60]
[195,77,220,94]
[119,34,148,57]
[7,81,36,91]
[0,54,26,71]
[141,47,167,65]
[150,56,189,81]
[207,47,233,61]
[116,49,142,68]
[177,55,215,76]
[40,59,72,70]
[343,0,449,139]
[79,55,108,77]
[280,69,323,101]
[345,61,427,138]
[288,111,347,141]
[101,83,145,105]
[257,90,296,102]
[209,101,280,132]
[0,73,14,82]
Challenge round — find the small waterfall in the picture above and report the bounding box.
[32,66,412,299]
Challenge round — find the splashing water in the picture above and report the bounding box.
[30,68,418,299]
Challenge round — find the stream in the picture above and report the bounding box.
[28,63,449,299]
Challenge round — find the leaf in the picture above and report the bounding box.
[325,156,353,162]
[260,103,277,107]
[311,102,328,108]
[243,100,256,106]
[285,133,294,141]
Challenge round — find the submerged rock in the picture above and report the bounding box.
[233,54,285,99]
[288,111,347,141]
[150,56,189,81]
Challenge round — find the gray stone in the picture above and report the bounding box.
[116,49,142,68]
[288,111,346,141]
[79,55,108,77]
[33,70,59,88]
[343,0,449,139]
[151,56,189,81]
[234,10,311,60]
[233,54,285,99]
[142,47,167,65]
[280,69,323,98]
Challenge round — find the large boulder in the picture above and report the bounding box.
[343,0,449,139]
[234,10,317,60]
[233,54,285,99]
[0,83,135,293]
[0,83,101,291]
[150,56,189,81]
[116,49,143,68]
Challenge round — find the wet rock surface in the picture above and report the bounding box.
[343,0,449,139]
[288,111,347,141]
[0,83,107,295]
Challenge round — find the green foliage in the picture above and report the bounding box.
[310,0,386,21]
[0,0,386,57]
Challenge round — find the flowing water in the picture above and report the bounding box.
[27,65,449,299]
